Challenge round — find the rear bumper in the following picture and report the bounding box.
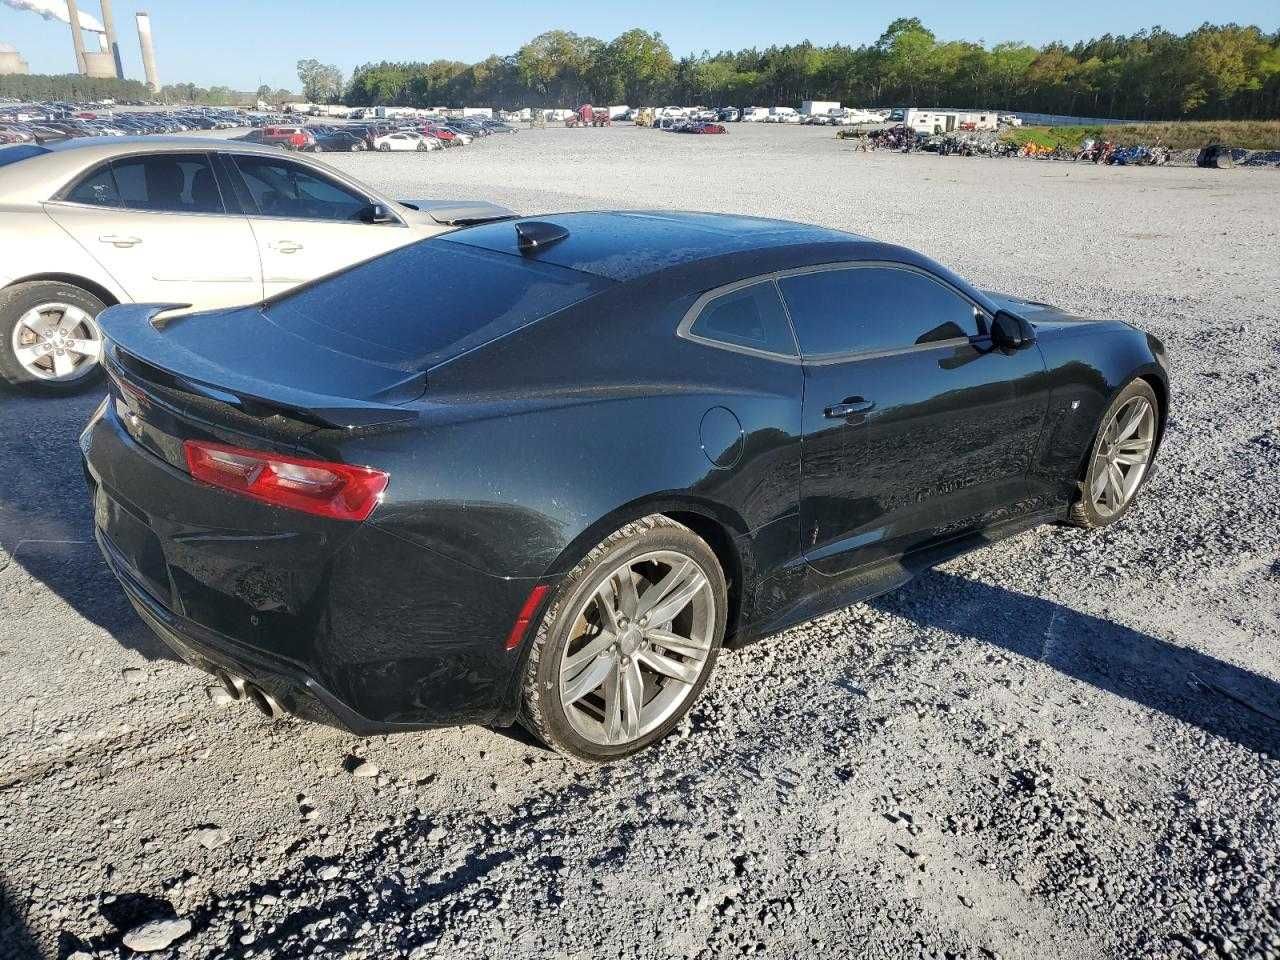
[82,400,541,732]
[99,529,393,734]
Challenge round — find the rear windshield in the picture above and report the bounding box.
[263,237,612,370]
[0,143,51,167]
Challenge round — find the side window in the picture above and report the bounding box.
[65,164,120,207]
[108,154,225,214]
[777,266,979,358]
[688,281,796,357]
[232,155,370,222]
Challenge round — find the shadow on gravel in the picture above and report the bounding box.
[0,387,176,663]
[0,879,40,960]
[877,571,1280,756]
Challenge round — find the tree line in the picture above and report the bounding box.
[342,19,1280,120]
[0,72,288,106]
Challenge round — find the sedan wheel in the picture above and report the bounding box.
[1068,379,1159,528]
[0,281,106,392]
[521,516,726,761]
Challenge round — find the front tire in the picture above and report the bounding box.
[519,515,727,762]
[0,281,107,393]
[1067,379,1159,528]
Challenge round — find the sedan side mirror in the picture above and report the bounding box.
[990,310,1036,351]
[361,203,394,225]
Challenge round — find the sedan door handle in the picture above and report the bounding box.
[98,234,142,248]
[824,397,876,419]
[269,240,304,254]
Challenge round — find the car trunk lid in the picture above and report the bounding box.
[98,302,424,433]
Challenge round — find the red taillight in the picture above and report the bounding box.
[183,440,389,522]
[505,584,550,651]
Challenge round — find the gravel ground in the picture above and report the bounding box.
[2,123,1278,960]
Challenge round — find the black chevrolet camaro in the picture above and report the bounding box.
[82,211,1169,761]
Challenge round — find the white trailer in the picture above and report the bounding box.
[801,100,840,116]
[901,108,999,133]
[461,107,493,118]
[740,106,770,122]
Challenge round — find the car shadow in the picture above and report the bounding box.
[0,386,177,663]
[870,570,1280,757]
[0,878,41,960]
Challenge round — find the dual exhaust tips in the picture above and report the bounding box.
[216,671,286,720]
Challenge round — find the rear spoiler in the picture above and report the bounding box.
[98,304,421,430]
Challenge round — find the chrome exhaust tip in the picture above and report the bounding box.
[244,683,286,720]
[217,671,247,701]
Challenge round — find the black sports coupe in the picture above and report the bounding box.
[81,212,1169,761]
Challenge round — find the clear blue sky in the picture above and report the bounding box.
[3,0,1277,90]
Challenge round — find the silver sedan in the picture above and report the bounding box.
[0,136,512,392]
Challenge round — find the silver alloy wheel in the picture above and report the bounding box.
[1090,395,1156,517]
[558,549,716,747]
[11,303,103,382]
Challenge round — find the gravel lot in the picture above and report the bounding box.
[2,123,1278,960]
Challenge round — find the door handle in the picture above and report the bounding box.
[270,240,303,254]
[98,234,142,248]
[824,397,876,419]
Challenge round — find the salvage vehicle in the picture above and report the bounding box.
[372,131,438,152]
[681,122,727,134]
[82,211,1169,761]
[260,126,310,150]
[0,137,513,391]
[305,129,366,153]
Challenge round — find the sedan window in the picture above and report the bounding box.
[108,154,225,214]
[64,163,120,206]
[688,281,796,357]
[778,266,979,358]
[232,155,369,222]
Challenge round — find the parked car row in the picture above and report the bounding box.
[0,104,252,146]
[236,115,517,154]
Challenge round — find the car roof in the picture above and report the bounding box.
[442,211,866,282]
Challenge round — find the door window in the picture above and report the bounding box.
[107,154,225,214]
[687,281,796,357]
[778,266,979,358]
[232,155,370,222]
[64,163,120,206]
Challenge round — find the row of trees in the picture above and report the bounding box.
[343,19,1280,120]
[0,73,153,102]
[0,72,285,106]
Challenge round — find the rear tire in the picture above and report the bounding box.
[1066,379,1159,529]
[0,281,107,394]
[519,515,727,762]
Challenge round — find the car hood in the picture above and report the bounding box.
[984,289,1127,336]
[397,198,515,228]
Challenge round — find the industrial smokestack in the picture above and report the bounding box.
[135,11,158,92]
[99,0,123,79]
[65,0,88,73]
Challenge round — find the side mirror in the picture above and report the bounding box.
[361,203,393,225]
[990,310,1036,351]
